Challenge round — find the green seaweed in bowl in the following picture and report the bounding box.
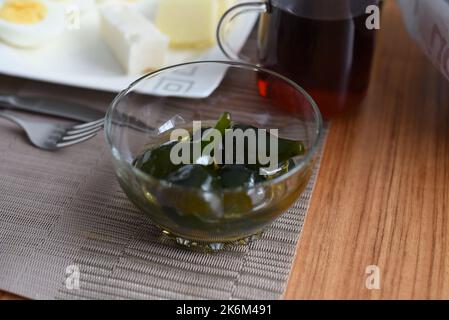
[133,112,305,191]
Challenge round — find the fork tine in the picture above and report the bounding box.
[71,118,104,130]
[56,133,98,148]
[61,126,103,141]
[66,121,104,135]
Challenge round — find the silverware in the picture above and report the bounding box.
[0,94,104,122]
[0,110,104,150]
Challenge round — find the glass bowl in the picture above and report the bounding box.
[104,61,323,251]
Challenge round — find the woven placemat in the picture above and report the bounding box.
[0,78,328,300]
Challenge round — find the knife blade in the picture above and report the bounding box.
[0,94,104,122]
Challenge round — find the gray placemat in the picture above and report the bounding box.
[0,80,328,300]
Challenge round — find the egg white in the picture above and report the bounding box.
[0,0,66,48]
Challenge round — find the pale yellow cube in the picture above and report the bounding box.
[156,0,236,49]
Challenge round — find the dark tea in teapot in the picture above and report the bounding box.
[218,0,381,117]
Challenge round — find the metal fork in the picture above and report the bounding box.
[0,110,104,150]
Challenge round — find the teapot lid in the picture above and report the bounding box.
[268,0,380,20]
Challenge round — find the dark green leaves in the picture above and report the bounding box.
[166,165,220,191]
[134,140,181,179]
[201,111,231,152]
[134,112,305,189]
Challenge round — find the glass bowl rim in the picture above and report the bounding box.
[104,60,323,193]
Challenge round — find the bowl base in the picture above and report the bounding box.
[158,228,263,252]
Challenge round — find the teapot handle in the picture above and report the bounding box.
[217,1,269,62]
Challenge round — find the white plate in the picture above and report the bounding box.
[0,2,257,98]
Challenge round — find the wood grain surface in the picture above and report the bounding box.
[285,0,449,299]
[1,0,448,300]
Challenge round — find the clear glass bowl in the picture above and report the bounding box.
[104,61,323,251]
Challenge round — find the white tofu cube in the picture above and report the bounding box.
[99,5,169,75]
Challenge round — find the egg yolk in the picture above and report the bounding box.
[0,0,47,24]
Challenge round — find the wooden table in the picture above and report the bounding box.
[285,0,449,299]
[2,0,449,300]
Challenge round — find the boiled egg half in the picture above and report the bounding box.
[0,0,65,48]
